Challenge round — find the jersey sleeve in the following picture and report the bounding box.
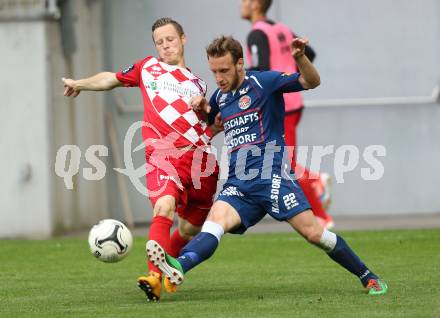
[304,45,316,63]
[259,71,305,94]
[247,30,270,71]
[207,90,221,126]
[115,58,146,87]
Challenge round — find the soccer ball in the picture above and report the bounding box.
[88,219,133,263]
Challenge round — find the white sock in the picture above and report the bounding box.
[201,221,224,242]
[318,229,337,252]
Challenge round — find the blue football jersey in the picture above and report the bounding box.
[209,70,305,180]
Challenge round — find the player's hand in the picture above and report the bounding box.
[190,95,211,114]
[62,77,81,97]
[209,113,224,135]
[291,37,309,59]
[213,113,223,131]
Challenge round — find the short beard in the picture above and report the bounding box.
[230,68,240,91]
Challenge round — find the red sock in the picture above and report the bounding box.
[148,215,173,275]
[169,229,189,257]
[297,169,329,220]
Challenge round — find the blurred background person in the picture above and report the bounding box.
[240,0,334,229]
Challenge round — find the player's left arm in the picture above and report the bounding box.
[291,38,320,89]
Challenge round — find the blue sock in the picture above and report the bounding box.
[177,232,219,273]
[327,235,378,287]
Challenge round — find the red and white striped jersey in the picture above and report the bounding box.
[116,56,212,151]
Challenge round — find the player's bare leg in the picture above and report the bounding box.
[287,210,387,295]
[287,209,324,244]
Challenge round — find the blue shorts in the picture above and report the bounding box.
[216,171,311,234]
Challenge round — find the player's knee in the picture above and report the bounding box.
[206,210,230,230]
[179,231,194,241]
[303,228,323,245]
[178,222,201,241]
[153,201,175,219]
[206,202,240,231]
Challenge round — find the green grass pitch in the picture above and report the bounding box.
[1,229,440,318]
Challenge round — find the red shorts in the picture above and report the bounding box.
[284,109,303,151]
[146,149,219,226]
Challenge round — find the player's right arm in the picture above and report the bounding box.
[62,72,122,98]
[62,58,145,97]
[190,94,224,137]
